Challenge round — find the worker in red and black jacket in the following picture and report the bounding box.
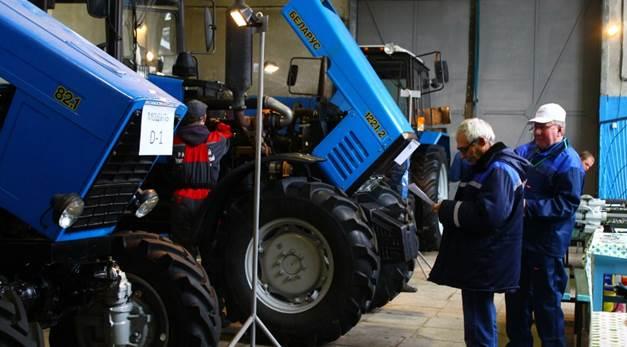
[170,100,230,255]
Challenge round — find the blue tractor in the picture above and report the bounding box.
[0,1,221,346]
[45,0,426,344]
[360,44,452,251]
[283,44,452,252]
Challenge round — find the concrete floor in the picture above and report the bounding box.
[221,249,585,347]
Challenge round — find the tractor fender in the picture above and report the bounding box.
[417,131,451,164]
[196,153,325,244]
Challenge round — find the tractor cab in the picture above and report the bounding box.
[45,0,215,77]
[361,43,450,131]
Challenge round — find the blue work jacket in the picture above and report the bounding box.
[515,139,584,258]
[429,143,528,292]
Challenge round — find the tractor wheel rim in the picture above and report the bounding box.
[245,218,334,314]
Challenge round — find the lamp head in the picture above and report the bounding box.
[230,4,254,27]
[264,61,279,74]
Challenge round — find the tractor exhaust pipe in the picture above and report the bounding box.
[225,0,253,111]
[202,96,294,128]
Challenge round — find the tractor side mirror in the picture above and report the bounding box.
[204,2,217,53]
[287,64,299,86]
[287,57,329,97]
[30,0,55,11]
[435,60,449,84]
[86,0,107,18]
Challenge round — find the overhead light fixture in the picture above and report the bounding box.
[264,61,279,74]
[606,23,621,37]
[137,23,147,33]
[230,3,254,27]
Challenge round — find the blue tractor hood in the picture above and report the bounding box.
[282,0,416,192]
[0,0,186,241]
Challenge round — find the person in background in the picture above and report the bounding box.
[506,103,585,347]
[579,150,595,172]
[429,118,528,347]
[170,100,229,256]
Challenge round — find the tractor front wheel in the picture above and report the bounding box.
[0,288,42,347]
[49,232,221,347]
[218,178,378,346]
[411,146,449,251]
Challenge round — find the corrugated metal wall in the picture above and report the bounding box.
[599,0,627,199]
[357,0,601,194]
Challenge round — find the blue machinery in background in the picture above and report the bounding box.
[282,0,417,192]
[599,96,627,199]
[148,0,447,195]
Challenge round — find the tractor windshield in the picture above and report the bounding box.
[367,58,409,116]
[48,2,106,47]
[365,52,433,119]
[49,1,180,75]
[122,0,180,75]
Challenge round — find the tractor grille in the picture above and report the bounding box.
[68,110,156,232]
[370,209,418,263]
[327,131,369,180]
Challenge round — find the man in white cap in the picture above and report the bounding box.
[505,103,585,347]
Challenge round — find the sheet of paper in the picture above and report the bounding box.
[408,183,435,206]
[394,139,420,165]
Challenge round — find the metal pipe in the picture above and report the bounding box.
[250,15,266,347]
[225,7,253,110]
[263,96,293,127]
[177,0,186,52]
[106,0,123,61]
[203,97,293,128]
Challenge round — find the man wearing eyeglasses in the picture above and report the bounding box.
[505,103,585,347]
[428,118,528,347]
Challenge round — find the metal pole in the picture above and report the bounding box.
[227,13,280,347]
[250,18,265,347]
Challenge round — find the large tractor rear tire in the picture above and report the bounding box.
[0,288,43,347]
[49,232,221,347]
[217,178,378,346]
[410,146,449,251]
[354,181,416,310]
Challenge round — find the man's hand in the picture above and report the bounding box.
[432,203,441,214]
[261,141,272,156]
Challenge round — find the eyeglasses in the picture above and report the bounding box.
[530,122,558,131]
[457,139,477,154]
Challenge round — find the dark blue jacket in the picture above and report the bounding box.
[429,143,528,292]
[449,151,472,182]
[515,139,584,257]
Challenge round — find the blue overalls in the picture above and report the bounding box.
[506,139,584,347]
[429,143,528,347]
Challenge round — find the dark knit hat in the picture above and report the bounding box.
[186,99,208,118]
[182,99,207,125]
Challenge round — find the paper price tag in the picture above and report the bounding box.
[139,104,175,156]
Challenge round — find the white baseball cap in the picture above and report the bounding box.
[529,103,566,123]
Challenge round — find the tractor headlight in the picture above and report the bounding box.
[53,194,85,229]
[135,189,159,218]
[383,43,396,55]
